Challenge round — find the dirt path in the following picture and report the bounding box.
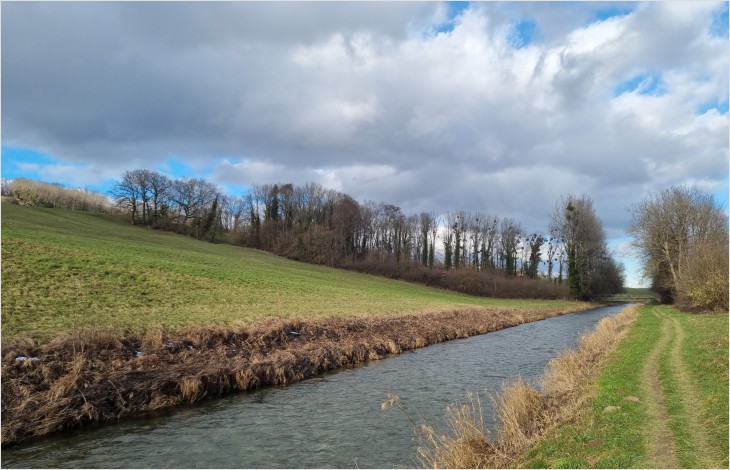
[642,308,679,468]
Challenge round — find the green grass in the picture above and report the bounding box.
[519,305,729,468]
[678,308,729,465]
[622,287,655,297]
[1,204,582,341]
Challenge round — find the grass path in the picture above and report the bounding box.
[642,308,679,468]
[518,304,728,468]
[661,310,724,468]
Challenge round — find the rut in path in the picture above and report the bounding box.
[643,308,679,469]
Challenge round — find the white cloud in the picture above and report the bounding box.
[17,163,40,171]
[3,2,728,286]
[36,163,118,188]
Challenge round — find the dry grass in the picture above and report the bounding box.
[2,304,593,446]
[178,377,203,402]
[419,304,640,468]
[419,392,499,468]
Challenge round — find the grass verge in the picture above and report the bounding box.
[519,305,728,469]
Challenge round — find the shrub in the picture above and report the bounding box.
[676,239,729,313]
[7,178,110,213]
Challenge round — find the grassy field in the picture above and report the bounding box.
[1,204,583,341]
[520,304,728,468]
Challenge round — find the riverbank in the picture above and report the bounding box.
[1,303,594,447]
[519,305,728,468]
[419,303,640,468]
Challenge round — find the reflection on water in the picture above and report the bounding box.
[2,304,630,469]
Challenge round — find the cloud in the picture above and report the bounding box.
[2,1,727,249]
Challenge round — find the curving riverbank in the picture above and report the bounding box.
[1,304,594,447]
[419,303,640,468]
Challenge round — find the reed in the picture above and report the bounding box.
[419,304,639,468]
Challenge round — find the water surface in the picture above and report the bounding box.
[2,304,630,468]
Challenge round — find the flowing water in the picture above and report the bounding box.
[2,304,630,468]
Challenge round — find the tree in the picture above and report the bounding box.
[2,178,12,196]
[551,195,617,299]
[110,171,141,223]
[170,177,219,233]
[545,235,559,281]
[525,233,546,279]
[131,169,154,225]
[201,195,220,241]
[443,229,453,270]
[419,212,436,266]
[499,218,521,277]
[628,186,728,310]
[148,171,172,224]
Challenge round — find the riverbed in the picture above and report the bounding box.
[2,304,630,468]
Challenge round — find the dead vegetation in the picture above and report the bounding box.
[1,304,593,447]
[419,304,639,468]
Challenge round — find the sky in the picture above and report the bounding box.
[2,1,728,287]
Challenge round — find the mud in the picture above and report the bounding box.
[1,305,593,446]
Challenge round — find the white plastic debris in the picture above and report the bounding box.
[15,356,39,362]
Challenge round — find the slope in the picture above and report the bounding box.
[1,203,582,341]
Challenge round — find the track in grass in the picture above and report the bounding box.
[647,308,725,468]
[517,305,728,469]
[643,308,679,468]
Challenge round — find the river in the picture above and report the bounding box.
[1,304,630,468]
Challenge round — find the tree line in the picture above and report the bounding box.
[6,172,722,310]
[105,169,624,300]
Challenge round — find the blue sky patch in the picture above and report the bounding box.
[2,146,57,181]
[613,72,666,97]
[697,99,729,115]
[710,3,729,38]
[156,157,195,179]
[1,145,114,193]
[155,157,251,196]
[509,20,538,48]
[223,183,252,198]
[589,4,635,24]
[432,1,470,34]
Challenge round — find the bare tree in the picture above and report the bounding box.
[110,171,141,223]
[148,171,172,224]
[499,218,522,277]
[628,186,728,307]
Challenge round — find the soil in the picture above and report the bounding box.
[1,304,592,447]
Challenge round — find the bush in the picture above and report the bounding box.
[676,240,729,313]
[7,178,110,213]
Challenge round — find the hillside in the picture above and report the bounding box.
[1,203,581,341]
